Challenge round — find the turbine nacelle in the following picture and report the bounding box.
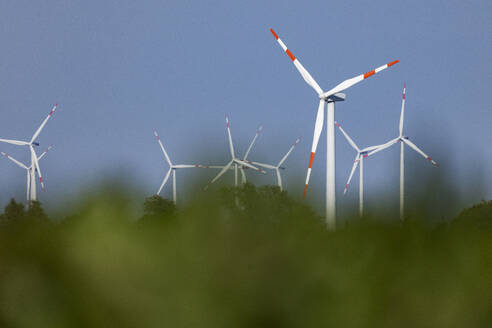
[321,93,346,103]
[32,142,40,146]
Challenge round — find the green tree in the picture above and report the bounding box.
[26,200,49,221]
[141,195,176,223]
[2,198,25,222]
[454,200,492,228]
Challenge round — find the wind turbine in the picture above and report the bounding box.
[0,104,59,193]
[238,124,263,185]
[154,129,214,204]
[205,115,265,189]
[334,121,389,216]
[1,145,53,204]
[270,28,399,229]
[251,137,301,191]
[363,84,438,219]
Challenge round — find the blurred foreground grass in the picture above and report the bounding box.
[0,184,491,327]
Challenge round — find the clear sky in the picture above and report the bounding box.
[0,0,490,217]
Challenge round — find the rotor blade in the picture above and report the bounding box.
[276,168,283,191]
[172,164,211,168]
[30,104,58,144]
[1,152,28,169]
[153,130,172,166]
[37,145,54,161]
[278,137,301,167]
[343,154,361,196]
[30,146,45,191]
[399,84,406,137]
[364,138,400,158]
[251,161,276,170]
[240,168,247,184]
[225,114,235,158]
[270,28,323,96]
[360,143,387,153]
[235,159,266,174]
[206,161,234,188]
[157,168,172,195]
[243,124,263,160]
[321,60,399,99]
[335,121,359,152]
[303,100,324,199]
[0,138,30,146]
[402,138,439,167]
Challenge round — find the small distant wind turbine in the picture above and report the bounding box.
[0,104,59,192]
[251,137,301,191]
[270,28,398,229]
[364,84,439,219]
[334,121,389,216]
[153,129,213,204]
[205,115,265,189]
[1,145,53,203]
[238,124,263,184]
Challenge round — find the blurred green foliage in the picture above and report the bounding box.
[0,186,491,328]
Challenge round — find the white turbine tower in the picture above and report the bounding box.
[1,145,53,203]
[205,115,265,189]
[251,137,301,191]
[270,28,399,229]
[154,129,214,204]
[364,84,439,219]
[0,104,59,194]
[334,121,389,216]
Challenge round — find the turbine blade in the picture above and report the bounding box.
[343,154,361,196]
[206,161,234,188]
[0,139,30,146]
[402,138,439,166]
[157,168,172,195]
[270,28,323,96]
[321,60,399,99]
[278,137,301,167]
[30,104,58,144]
[1,152,28,169]
[235,159,266,174]
[364,138,400,158]
[153,130,172,166]
[30,146,45,191]
[399,84,406,137]
[276,168,283,191]
[335,121,359,151]
[303,100,325,199]
[225,115,235,159]
[251,161,276,170]
[360,143,387,152]
[243,124,263,160]
[172,164,211,168]
[37,145,54,161]
[240,168,247,184]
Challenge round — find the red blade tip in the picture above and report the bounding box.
[270,28,279,39]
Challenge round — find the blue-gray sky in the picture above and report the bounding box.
[0,0,490,216]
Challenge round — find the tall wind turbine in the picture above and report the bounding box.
[0,104,59,193]
[1,145,53,203]
[205,115,265,189]
[334,121,389,216]
[270,28,399,229]
[153,129,213,204]
[364,84,438,219]
[251,137,301,191]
